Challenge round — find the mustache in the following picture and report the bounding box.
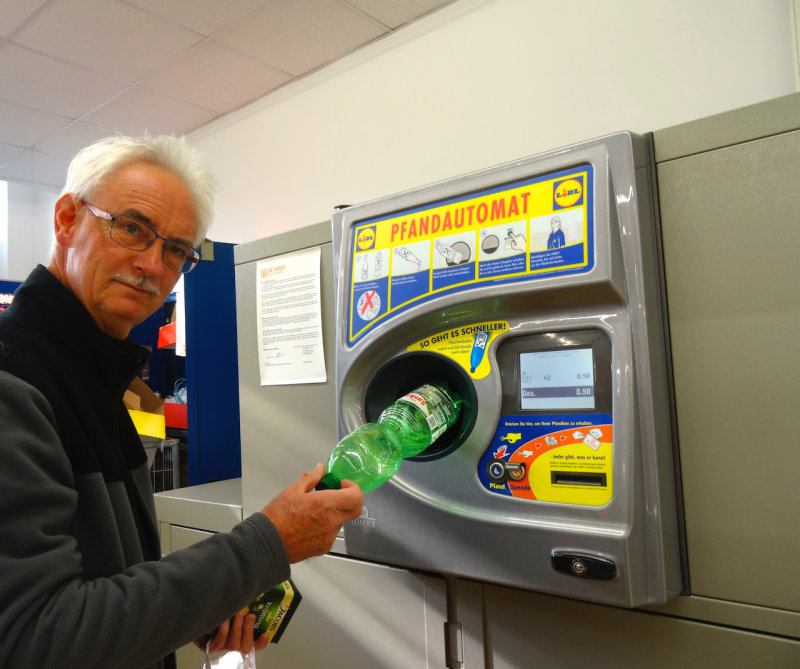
[113,273,160,296]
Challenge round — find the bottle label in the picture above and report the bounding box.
[398,385,453,441]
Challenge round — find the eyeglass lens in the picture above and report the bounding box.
[111,216,199,273]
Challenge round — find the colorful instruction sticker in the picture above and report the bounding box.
[407,321,508,379]
[479,414,613,507]
[346,164,594,345]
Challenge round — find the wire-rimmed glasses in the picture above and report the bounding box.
[81,200,201,274]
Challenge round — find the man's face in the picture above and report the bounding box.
[55,162,198,339]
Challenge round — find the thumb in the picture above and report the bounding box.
[300,463,325,492]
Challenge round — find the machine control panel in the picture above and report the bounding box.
[477,329,614,506]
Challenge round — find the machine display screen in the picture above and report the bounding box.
[519,348,595,410]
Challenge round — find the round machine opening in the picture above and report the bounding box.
[364,352,477,461]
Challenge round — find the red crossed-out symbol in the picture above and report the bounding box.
[360,290,376,316]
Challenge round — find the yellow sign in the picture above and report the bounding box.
[481,419,613,507]
[528,442,613,506]
[407,321,508,379]
[346,165,594,345]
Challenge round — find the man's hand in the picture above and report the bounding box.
[262,463,363,563]
[197,608,270,654]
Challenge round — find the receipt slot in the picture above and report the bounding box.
[331,133,683,607]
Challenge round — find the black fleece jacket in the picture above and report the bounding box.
[0,266,289,669]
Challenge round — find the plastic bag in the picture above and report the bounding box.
[204,642,256,669]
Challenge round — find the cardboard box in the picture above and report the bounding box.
[124,376,165,438]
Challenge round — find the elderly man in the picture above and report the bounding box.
[0,135,363,669]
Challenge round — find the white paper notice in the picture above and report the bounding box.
[256,246,326,385]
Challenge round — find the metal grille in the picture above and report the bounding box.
[143,438,180,492]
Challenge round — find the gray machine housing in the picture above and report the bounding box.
[331,132,683,608]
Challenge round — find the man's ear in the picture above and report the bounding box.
[53,194,80,246]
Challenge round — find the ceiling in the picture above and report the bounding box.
[0,0,454,192]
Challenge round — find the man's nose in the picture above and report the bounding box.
[135,241,165,275]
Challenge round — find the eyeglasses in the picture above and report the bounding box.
[81,200,201,274]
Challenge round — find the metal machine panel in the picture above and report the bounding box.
[157,493,447,669]
[262,555,447,669]
[234,223,340,524]
[657,128,800,612]
[331,132,682,607]
[481,582,800,668]
[232,226,450,669]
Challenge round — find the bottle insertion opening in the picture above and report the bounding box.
[315,381,462,492]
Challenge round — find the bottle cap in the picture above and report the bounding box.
[315,473,341,491]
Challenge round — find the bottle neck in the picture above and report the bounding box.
[315,473,342,491]
[375,415,410,444]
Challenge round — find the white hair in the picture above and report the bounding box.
[61,134,216,246]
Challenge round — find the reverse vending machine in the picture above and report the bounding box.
[331,132,683,608]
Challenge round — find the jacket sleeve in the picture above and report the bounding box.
[0,371,290,669]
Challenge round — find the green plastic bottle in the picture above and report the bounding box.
[316,381,462,493]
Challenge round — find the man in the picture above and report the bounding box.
[0,135,363,668]
[547,215,566,249]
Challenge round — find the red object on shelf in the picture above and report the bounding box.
[164,402,188,429]
[158,321,176,349]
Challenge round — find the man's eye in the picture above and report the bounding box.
[166,244,189,260]
[120,218,146,236]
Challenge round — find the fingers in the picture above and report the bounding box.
[298,463,325,492]
[330,479,364,513]
[207,610,258,654]
[226,609,245,653]
[206,618,230,653]
[260,464,365,563]
[254,631,270,652]
[240,613,256,655]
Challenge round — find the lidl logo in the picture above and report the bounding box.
[356,226,376,251]
[553,177,584,209]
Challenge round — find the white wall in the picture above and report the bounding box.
[191,0,798,245]
[3,0,798,276]
[5,183,56,281]
[0,181,7,279]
